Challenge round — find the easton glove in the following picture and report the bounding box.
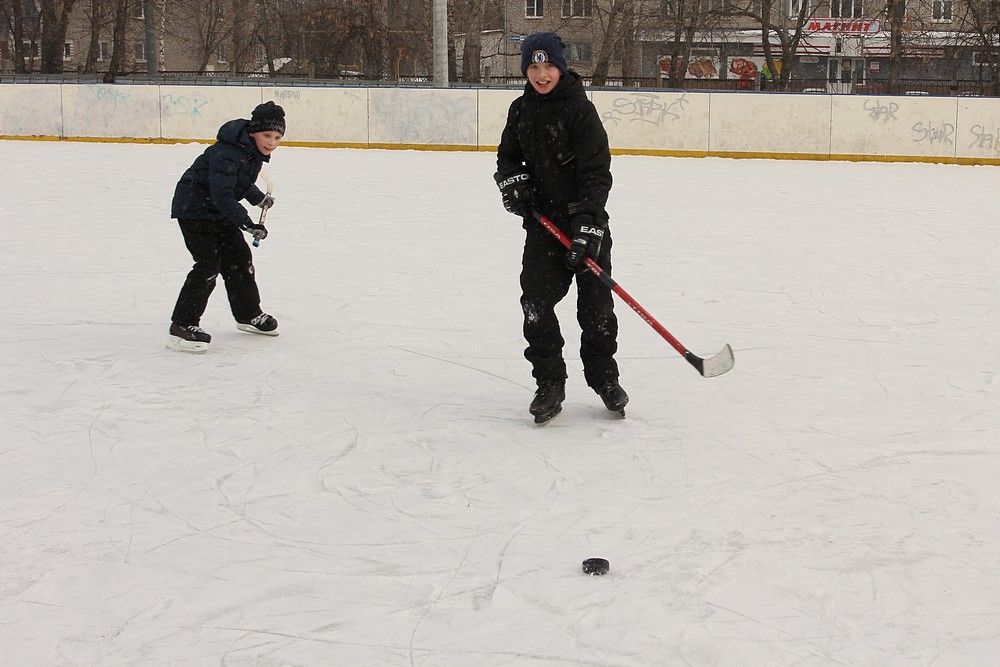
[243,222,268,241]
[494,171,535,217]
[565,214,606,269]
[259,194,275,210]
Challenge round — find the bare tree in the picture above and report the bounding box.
[660,0,705,88]
[361,0,389,79]
[143,0,157,72]
[731,0,818,89]
[158,0,235,72]
[456,0,487,81]
[0,0,43,73]
[38,0,78,72]
[913,0,1000,94]
[884,0,905,92]
[253,0,307,75]
[81,0,107,72]
[591,0,630,85]
[961,0,1000,93]
[106,0,128,77]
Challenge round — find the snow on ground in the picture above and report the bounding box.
[2,139,999,665]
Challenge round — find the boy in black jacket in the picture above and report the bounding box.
[167,101,283,353]
[494,32,628,423]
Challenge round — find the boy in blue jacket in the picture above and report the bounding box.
[167,101,284,353]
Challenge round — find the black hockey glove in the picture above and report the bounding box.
[259,194,275,210]
[565,214,606,269]
[243,222,268,241]
[494,171,535,217]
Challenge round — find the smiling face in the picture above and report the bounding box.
[526,62,561,95]
[250,130,283,156]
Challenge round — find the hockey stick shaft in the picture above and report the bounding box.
[252,199,269,247]
[534,212,734,377]
[253,172,274,248]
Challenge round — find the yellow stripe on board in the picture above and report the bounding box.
[4,134,1000,166]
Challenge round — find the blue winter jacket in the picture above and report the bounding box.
[171,119,268,227]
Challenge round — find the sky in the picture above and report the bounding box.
[2,140,999,666]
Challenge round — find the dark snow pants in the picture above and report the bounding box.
[519,221,619,388]
[171,219,261,326]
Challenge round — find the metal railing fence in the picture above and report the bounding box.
[2,71,999,97]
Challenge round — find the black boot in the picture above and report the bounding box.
[236,312,279,336]
[595,380,629,414]
[167,322,211,353]
[530,378,565,424]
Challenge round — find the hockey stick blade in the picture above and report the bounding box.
[532,211,735,378]
[686,344,734,378]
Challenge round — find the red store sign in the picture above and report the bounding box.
[806,19,881,34]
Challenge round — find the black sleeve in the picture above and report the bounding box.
[569,99,613,217]
[496,98,525,177]
[245,183,266,207]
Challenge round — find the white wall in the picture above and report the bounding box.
[159,86,263,140]
[0,84,62,136]
[3,82,1000,164]
[830,95,959,159]
[711,93,832,156]
[369,88,478,148]
[592,90,711,154]
[61,84,162,139]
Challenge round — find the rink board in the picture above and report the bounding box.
[3,82,1000,164]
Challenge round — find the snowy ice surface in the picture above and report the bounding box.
[2,140,999,666]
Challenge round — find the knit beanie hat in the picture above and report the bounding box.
[520,32,568,77]
[247,101,286,135]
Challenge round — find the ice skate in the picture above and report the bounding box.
[530,379,565,424]
[236,312,279,336]
[167,323,211,353]
[595,380,628,416]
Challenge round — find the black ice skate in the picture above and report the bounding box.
[595,380,629,416]
[236,312,279,336]
[167,322,211,353]
[530,379,565,424]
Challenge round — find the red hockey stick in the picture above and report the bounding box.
[534,212,734,378]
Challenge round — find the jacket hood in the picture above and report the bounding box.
[216,119,270,161]
[523,69,586,102]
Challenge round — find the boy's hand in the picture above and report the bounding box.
[243,222,268,241]
[565,214,606,269]
[259,194,275,209]
[494,172,534,217]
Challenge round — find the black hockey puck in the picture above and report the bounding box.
[582,558,610,576]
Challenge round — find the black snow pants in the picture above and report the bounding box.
[519,221,619,388]
[171,219,262,326]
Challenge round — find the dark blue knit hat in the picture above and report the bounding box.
[521,32,568,76]
[247,101,286,135]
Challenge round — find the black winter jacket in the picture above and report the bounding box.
[496,71,612,227]
[171,119,268,227]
